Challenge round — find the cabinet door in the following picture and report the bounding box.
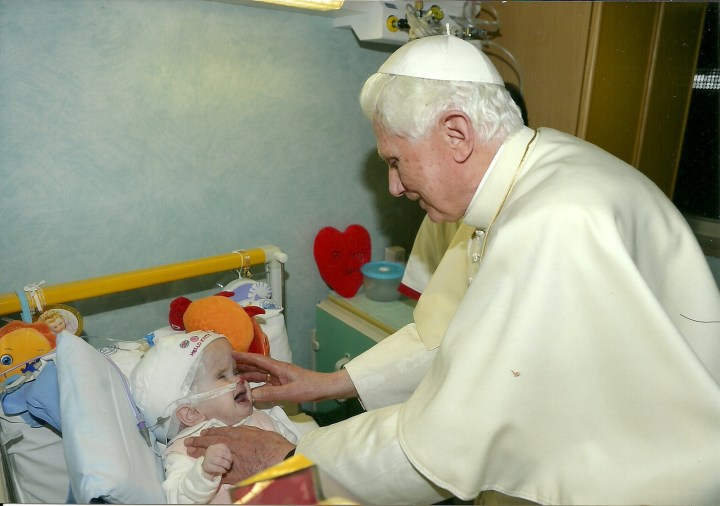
[490,2,705,197]
[311,304,382,419]
[315,304,380,374]
[581,2,705,197]
[488,2,594,136]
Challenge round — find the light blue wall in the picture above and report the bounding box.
[0,0,425,369]
[2,1,717,371]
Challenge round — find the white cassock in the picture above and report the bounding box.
[297,126,720,505]
[397,216,460,300]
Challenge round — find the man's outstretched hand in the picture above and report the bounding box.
[185,425,295,484]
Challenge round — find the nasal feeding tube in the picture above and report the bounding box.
[150,380,241,436]
[186,381,240,405]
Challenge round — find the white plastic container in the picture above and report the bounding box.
[361,261,405,302]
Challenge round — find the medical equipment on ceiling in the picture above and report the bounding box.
[211,0,522,90]
[334,1,522,90]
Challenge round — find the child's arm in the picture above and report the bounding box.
[163,449,223,504]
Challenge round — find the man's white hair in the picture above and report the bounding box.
[360,74,524,145]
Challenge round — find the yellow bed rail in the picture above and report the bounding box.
[0,246,285,317]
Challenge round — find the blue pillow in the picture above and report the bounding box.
[1,361,61,430]
[26,361,61,430]
[2,384,42,427]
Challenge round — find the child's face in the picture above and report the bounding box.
[193,339,254,424]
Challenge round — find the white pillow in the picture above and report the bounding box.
[222,278,293,363]
[86,337,148,379]
[256,309,292,363]
[57,331,166,503]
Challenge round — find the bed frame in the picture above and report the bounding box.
[0,245,287,321]
[0,245,288,503]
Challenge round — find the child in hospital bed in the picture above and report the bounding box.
[130,330,302,504]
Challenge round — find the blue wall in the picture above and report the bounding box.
[2,0,717,371]
[0,0,425,369]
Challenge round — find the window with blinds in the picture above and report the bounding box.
[673,3,719,256]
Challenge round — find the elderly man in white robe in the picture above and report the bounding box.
[186,35,720,505]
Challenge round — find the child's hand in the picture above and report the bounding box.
[187,426,295,485]
[201,443,232,476]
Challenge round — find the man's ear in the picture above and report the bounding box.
[441,111,474,163]
[176,404,206,427]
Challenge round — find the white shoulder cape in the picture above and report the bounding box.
[399,127,720,504]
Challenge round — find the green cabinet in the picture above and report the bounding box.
[309,293,415,423]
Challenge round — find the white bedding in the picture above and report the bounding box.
[0,410,69,503]
[0,281,313,503]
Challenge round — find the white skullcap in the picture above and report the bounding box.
[130,330,225,443]
[378,35,504,85]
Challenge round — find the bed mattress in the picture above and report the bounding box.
[0,409,69,503]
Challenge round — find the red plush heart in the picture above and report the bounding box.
[314,225,371,298]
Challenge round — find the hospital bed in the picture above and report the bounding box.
[0,246,318,503]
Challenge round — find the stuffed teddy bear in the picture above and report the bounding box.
[169,293,269,356]
[0,321,57,380]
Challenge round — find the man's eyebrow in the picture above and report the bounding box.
[377,150,395,162]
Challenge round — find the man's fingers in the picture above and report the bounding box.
[200,425,264,438]
[184,433,225,449]
[251,382,306,402]
[233,352,290,376]
[241,371,275,383]
[232,351,275,368]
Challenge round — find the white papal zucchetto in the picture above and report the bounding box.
[377,34,504,85]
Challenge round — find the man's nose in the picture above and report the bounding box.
[388,170,405,197]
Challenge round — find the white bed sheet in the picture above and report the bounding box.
[0,268,306,503]
[0,410,69,503]
[0,328,310,504]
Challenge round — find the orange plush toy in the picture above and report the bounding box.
[170,294,270,356]
[0,321,57,381]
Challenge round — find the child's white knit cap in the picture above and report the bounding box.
[130,330,225,443]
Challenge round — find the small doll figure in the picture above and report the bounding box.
[38,309,66,334]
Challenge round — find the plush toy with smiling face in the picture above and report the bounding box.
[0,321,57,381]
[169,294,269,356]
